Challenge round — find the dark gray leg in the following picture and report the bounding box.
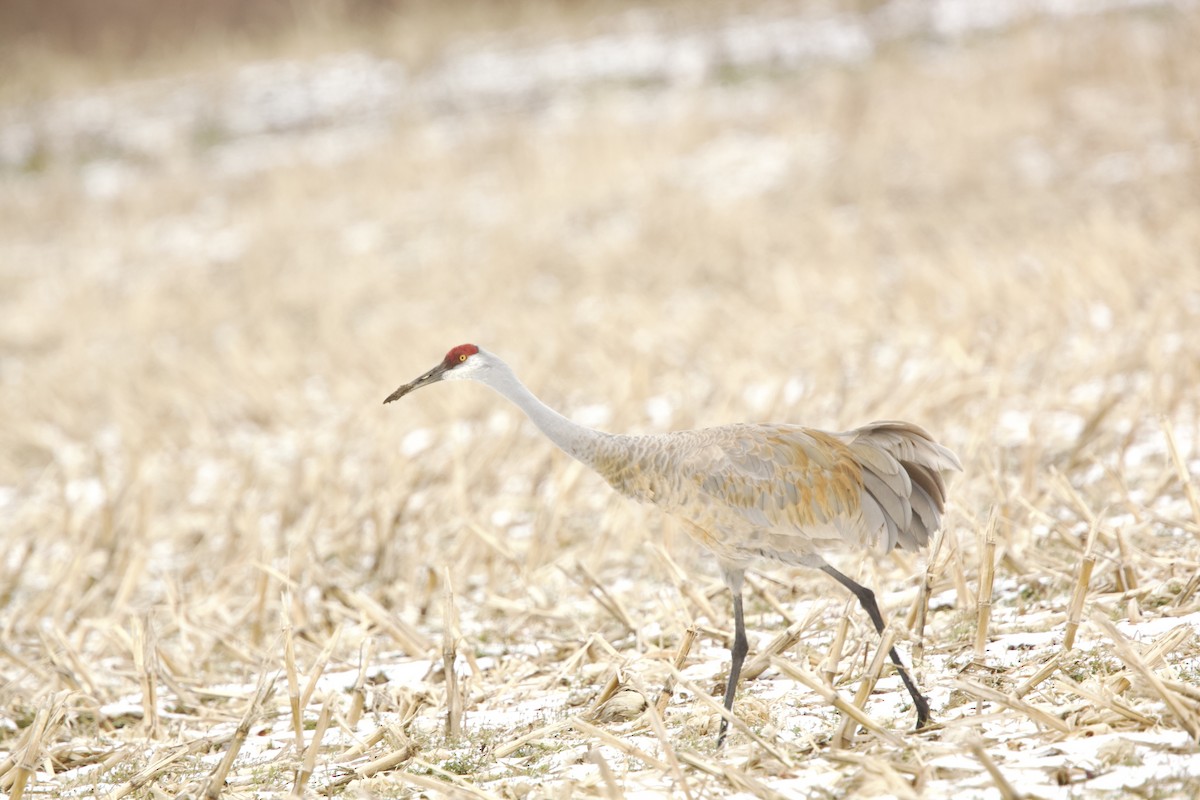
[820,564,931,729]
[717,590,749,747]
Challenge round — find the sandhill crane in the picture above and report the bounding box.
[385,344,961,743]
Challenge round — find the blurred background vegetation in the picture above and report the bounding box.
[0,0,708,95]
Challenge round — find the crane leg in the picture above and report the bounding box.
[819,564,931,729]
[717,590,749,747]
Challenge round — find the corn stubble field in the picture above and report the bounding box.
[3,1,1200,797]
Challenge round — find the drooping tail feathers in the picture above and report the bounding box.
[843,420,962,553]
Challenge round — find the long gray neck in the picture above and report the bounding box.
[481,362,607,464]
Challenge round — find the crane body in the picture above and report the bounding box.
[385,344,961,743]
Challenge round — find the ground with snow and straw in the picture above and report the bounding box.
[2,0,1200,797]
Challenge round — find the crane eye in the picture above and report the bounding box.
[459,354,468,362]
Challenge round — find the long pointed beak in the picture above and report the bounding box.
[383,362,448,404]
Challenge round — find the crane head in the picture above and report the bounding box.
[384,344,482,403]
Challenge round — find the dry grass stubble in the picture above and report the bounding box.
[2,4,1200,797]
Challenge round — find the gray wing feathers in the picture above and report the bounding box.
[859,468,910,549]
[846,421,961,552]
[904,470,940,537]
[853,421,962,473]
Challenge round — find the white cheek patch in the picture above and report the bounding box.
[443,360,483,381]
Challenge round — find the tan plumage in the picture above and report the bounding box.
[385,345,962,743]
[589,420,957,567]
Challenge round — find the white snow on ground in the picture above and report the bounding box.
[11,359,1199,795]
[47,587,1200,797]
